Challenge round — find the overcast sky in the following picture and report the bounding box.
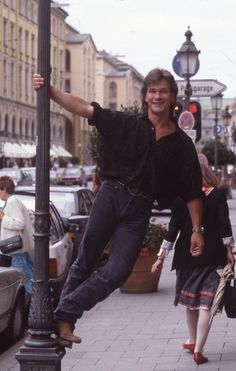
[65,0,236,98]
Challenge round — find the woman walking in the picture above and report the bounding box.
[152,163,235,364]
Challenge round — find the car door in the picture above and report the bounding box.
[49,203,73,278]
[0,268,23,333]
[78,190,94,215]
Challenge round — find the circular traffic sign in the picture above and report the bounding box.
[213,124,222,135]
[178,111,195,130]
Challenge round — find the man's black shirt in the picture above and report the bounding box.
[89,102,202,207]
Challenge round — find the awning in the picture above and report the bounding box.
[3,142,32,158]
[21,144,36,157]
[2,142,72,158]
[58,145,72,157]
[51,144,72,158]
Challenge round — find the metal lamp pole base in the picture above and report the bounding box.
[16,346,65,371]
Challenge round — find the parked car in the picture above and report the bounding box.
[1,192,74,305]
[57,167,83,186]
[19,167,59,185]
[82,165,96,182]
[49,185,95,218]
[0,248,25,345]
[16,185,95,262]
[0,168,33,186]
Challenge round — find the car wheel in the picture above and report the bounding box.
[7,292,26,344]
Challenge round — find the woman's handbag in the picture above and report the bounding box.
[0,235,23,254]
[224,277,236,318]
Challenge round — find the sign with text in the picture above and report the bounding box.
[176,79,226,97]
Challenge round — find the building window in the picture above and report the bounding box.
[65,49,71,72]
[25,120,29,139]
[59,126,63,140]
[54,46,57,66]
[10,61,15,97]
[19,118,23,138]
[52,125,56,140]
[10,23,15,49]
[65,79,71,93]
[19,65,23,97]
[3,59,8,95]
[25,66,29,100]
[60,50,63,72]
[24,0,28,18]
[19,27,23,53]
[25,30,29,56]
[12,116,16,137]
[109,102,117,110]
[4,115,9,135]
[3,18,8,46]
[31,121,35,138]
[31,34,35,60]
[109,82,117,98]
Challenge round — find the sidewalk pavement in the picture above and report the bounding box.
[1,195,236,371]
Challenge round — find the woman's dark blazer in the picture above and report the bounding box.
[170,188,232,270]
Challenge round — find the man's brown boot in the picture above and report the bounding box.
[55,321,81,344]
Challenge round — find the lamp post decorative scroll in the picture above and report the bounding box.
[177,27,200,110]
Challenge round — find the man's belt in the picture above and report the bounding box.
[106,180,152,201]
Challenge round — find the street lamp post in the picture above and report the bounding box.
[177,27,200,110]
[222,106,232,148]
[211,93,223,175]
[16,1,65,369]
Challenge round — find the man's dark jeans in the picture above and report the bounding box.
[54,181,152,324]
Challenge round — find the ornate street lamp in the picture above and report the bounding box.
[222,106,232,148]
[211,93,223,175]
[16,1,65,369]
[177,27,200,110]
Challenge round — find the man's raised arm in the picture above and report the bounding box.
[33,73,94,119]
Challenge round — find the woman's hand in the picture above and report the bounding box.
[0,211,4,220]
[226,245,235,266]
[151,258,163,274]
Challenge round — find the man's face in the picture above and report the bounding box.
[145,79,175,117]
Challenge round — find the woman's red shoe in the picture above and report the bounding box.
[193,352,208,364]
[183,343,195,353]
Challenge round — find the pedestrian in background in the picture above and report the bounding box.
[0,176,34,295]
[152,163,235,364]
[33,68,204,347]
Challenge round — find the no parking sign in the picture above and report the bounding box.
[178,111,195,130]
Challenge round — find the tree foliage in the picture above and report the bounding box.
[202,139,236,166]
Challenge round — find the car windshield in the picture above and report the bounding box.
[49,192,76,218]
[23,168,36,182]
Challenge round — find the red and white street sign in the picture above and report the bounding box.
[178,111,195,130]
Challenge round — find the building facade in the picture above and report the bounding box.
[0,0,68,166]
[0,1,146,167]
[64,24,97,164]
[96,50,143,110]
